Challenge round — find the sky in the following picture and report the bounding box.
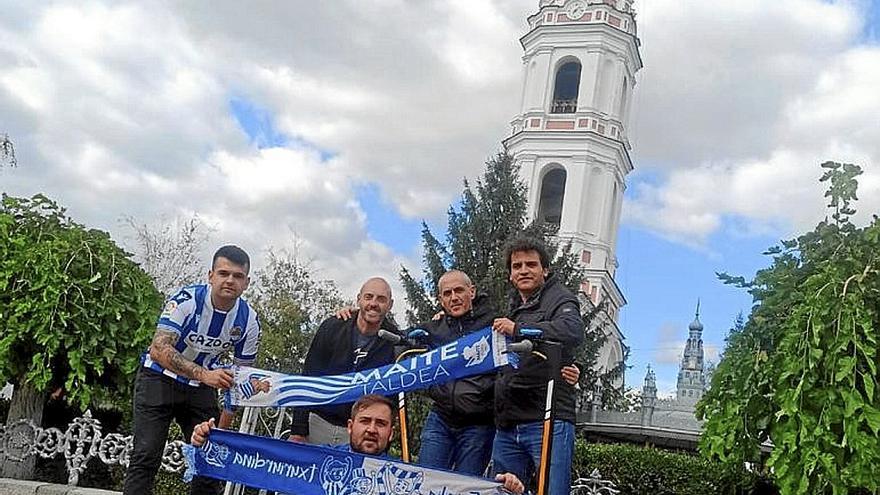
[2,0,879,395]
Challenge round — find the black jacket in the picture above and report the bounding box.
[422,294,498,427]
[290,312,400,435]
[494,274,583,428]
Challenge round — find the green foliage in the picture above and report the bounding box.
[573,441,759,494]
[248,248,347,374]
[399,151,585,323]
[698,162,880,494]
[399,151,626,427]
[400,152,530,323]
[153,469,188,495]
[0,194,162,411]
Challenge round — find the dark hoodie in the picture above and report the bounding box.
[421,294,498,427]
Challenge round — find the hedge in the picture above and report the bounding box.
[573,440,773,495]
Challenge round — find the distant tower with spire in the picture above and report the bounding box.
[676,301,706,405]
[640,364,657,426]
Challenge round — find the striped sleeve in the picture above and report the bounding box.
[157,287,196,334]
[233,304,261,365]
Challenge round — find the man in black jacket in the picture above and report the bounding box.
[289,277,399,445]
[418,269,498,476]
[491,237,584,495]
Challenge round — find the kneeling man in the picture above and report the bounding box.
[191,394,525,493]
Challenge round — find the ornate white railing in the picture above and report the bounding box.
[0,411,185,486]
[572,469,620,494]
[1,409,621,495]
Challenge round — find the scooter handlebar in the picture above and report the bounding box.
[377,329,403,344]
[379,328,431,348]
[506,340,534,354]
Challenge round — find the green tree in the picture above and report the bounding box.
[124,214,214,295]
[247,247,347,374]
[400,152,585,321]
[400,151,625,405]
[0,194,162,479]
[697,162,880,494]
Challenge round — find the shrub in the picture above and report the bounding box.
[573,440,765,495]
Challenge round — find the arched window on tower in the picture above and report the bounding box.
[551,61,581,113]
[537,168,566,225]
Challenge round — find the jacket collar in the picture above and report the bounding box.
[508,273,559,312]
[443,292,493,327]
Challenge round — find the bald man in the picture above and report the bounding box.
[417,270,499,476]
[418,270,581,477]
[289,277,400,446]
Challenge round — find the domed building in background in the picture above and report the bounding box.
[581,305,709,450]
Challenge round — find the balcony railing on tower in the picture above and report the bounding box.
[551,98,578,114]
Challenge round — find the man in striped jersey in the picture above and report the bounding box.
[123,245,261,495]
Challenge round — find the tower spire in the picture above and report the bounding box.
[678,301,706,404]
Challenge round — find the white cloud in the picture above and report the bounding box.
[2,0,878,312]
[652,320,719,366]
[627,0,879,242]
[0,1,422,304]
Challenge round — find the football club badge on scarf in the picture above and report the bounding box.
[183,428,508,494]
[226,327,517,408]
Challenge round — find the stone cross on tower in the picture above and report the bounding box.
[503,0,643,378]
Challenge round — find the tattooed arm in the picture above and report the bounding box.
[149,329,233,389]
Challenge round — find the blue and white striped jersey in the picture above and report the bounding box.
[143,284,261,387]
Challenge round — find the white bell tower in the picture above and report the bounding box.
[504,0,642,379]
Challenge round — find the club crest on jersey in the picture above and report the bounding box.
[230,326,243,341]
[161,300,178,317]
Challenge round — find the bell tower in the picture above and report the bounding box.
[676,302,707,405]
[504,0,642,376]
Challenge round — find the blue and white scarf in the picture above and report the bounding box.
[183,429,507,494]
[226,327,514,408]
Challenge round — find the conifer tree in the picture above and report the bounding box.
[399,151,625,405]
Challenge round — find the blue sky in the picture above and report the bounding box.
[228,97,779,394]
[5,1,879,396]
[869,0,880,39]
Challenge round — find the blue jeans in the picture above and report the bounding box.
[418,411,495,476]
[491,420,575,495]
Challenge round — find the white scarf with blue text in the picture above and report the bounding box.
[226,327,515,408]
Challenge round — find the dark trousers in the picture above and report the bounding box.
[123,368,223,495]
